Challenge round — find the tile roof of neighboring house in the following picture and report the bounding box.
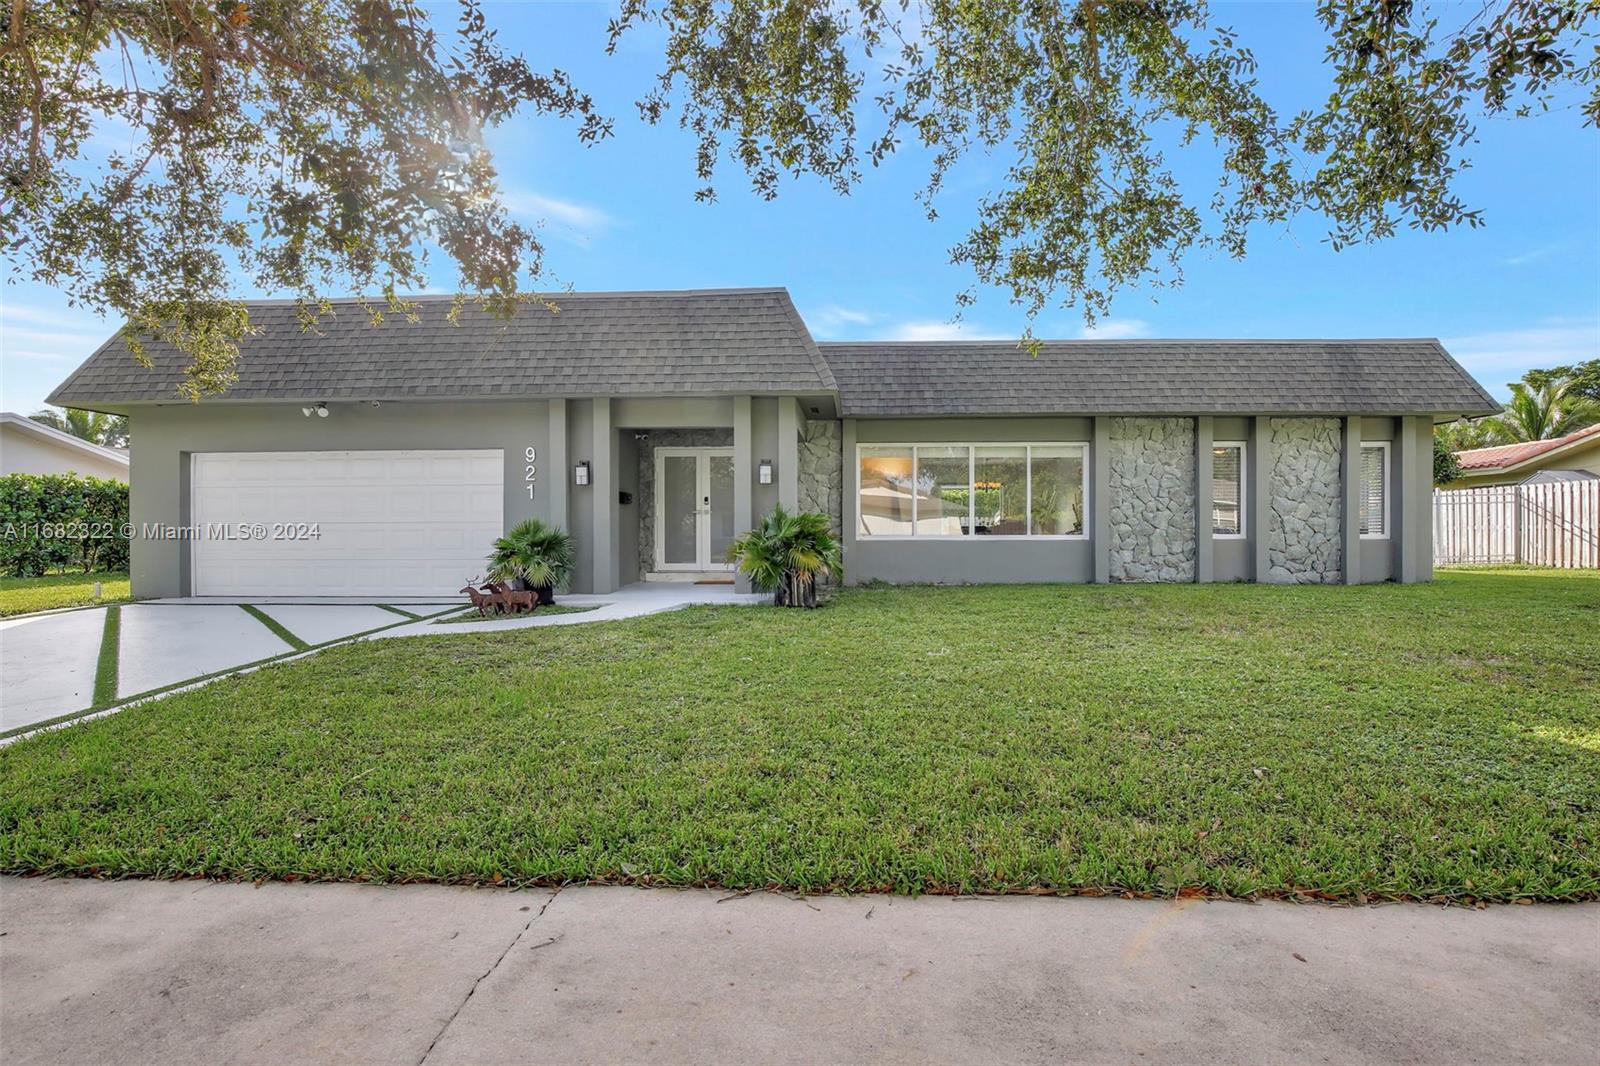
[1454,421,1600,471]
[48,289,836,406]
[0,412,130,468]
[819,339,1500,417]
[48,289,1500,417]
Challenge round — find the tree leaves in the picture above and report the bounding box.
[1,0,609,398]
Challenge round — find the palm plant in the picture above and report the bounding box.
[726,505,842,608]
[1491,381,1600,443]
[487,519,575,601]
[30,406,129,447]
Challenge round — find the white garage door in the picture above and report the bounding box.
[191,450,504,596]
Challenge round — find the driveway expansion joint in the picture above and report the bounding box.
[415,888,562,1065]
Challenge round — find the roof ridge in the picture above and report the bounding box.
[203,287,794,307]
[816,338,1448,346]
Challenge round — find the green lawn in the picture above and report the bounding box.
[2,570,1596,901]
[0,571,130,617]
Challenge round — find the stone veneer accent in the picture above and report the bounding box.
[1267,417,1343,583]
[1107,417,1197,582]
[635,428,734,579]
[797,418,842,533]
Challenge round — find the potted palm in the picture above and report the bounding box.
[726,506,842,608]
[487,519,575,605]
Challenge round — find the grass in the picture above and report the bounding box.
[90,606,121,708]
[432,603,599,624]
[1,569,1596,902]
[241,604,310,651]
[0,571,130,617]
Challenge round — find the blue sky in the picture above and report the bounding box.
[2,0,1597,415]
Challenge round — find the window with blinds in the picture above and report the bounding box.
[1359,443,1388,538]
[1211,443,1245,536]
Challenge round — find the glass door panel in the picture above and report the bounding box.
[661,454,699,566]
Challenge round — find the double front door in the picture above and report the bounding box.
[655,448,736,571]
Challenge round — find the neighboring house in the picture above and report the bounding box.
[0,411,130,482]
[1445,423,1600,489]
[47,288,1499,598]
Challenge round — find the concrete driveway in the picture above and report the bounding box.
[1,878,1595,1065]
[0,601,452,735]
[1,585,764,737]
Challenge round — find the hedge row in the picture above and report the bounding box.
[0,473,130,576]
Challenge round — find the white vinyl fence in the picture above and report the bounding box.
[1434,481,1599,568]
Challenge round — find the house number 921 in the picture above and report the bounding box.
[525,446,536,499]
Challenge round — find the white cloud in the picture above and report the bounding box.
[1077,317,1152,340]
[0,326,106,350]
[501,188,617,246]
[881,320,1012,342]
[0,305,107,330]
[1442,316,1600,398]
[3,349,72,362]
[803,304,880,337]
[1503,243,1566,267]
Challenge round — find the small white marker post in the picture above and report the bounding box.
[93,581,103,601]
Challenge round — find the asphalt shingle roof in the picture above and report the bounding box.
[48,288,836,405]
[49,289,1499,418]
[820,339,1500,417]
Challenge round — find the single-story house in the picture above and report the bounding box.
[47,288,1499,598]
[1,411,130,482]
[1445,422,1600,488]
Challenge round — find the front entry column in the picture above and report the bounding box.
[591,397,618,593]
[733,395,754,593]
[777,397,800,511]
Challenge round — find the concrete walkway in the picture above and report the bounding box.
[2,878,1594,1066]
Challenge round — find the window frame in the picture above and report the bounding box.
[1358,440,1391,541]
[854,442,1091,540]
[1210,440,1247,540]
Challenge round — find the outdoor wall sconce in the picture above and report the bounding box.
[574,460,591,486]
[758,459,773,485]
[300,402,329,418]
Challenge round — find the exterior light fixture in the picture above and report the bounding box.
[758,459,773,485]
[301,405,314,417]
[315,403,329,418]
[574,460,591,486]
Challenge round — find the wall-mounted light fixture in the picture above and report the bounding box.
[757,459,773,485]
[573,460,591,486]
[301,402,330,418]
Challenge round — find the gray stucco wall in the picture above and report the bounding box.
[1107,417,1196,582]
[1267,417,1343,584]
[125,400,548,599]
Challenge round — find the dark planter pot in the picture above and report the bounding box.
[534,584,556,606]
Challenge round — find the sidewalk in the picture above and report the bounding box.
[2,877,1595,1065]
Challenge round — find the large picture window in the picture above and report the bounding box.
[1211,442,1245,538]
[1359,442,1389,538]
[856,443,1087,538]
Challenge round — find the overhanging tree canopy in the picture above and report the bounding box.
[4,0,1596,398]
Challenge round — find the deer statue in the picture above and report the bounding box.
[501,588,538,614]
[460,578,498,617]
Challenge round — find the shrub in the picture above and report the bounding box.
[487,519,576,593]
[0,473,130,577]
[726,506,842,608]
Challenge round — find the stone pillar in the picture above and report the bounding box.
[1342,415,1363,586]
[1092,416,1111,583]
[777,397,800,511]
[546,399,568,533]
[1250,416,1271,582]
[733,395,753,593]
[591,397,617,593]
[1196,416,1214,583]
